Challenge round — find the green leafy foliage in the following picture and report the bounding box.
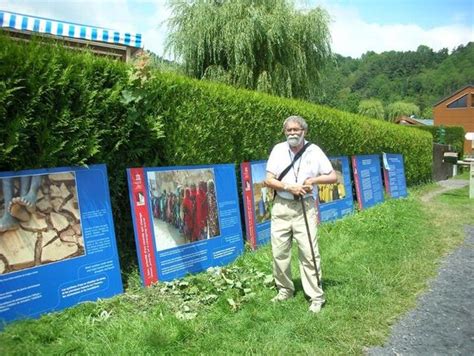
[317,43,474,116]
[146,71,432,185]
[166,0,332,101]
[0,35,164,260]
[0,36,118,170]
[0,34,433,264]
[386,101,421,121]
[358,99,385,119]
[416,125,465,156]
[144,266,273,319]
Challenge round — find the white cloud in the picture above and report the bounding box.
[327,4,473,57]
[1,1,471,59]
[1,0,173,57]
[139,2,172,57]
[1,0,140,32]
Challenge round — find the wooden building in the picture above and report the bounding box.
[0,10,142,62]
[395,116,433,126]
[433,85,474,154]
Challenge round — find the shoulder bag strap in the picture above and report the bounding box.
[276,142,311,181]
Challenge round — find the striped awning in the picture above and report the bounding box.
[0,10,142,48]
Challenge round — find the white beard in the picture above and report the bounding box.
[287,134,304,147]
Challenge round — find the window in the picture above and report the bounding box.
[471,93,474,107]
[447,94,467,108]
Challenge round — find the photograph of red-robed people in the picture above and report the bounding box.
[147,168,220,251]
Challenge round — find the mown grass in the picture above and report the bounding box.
[1,182,473,355]
[455,169,470,180]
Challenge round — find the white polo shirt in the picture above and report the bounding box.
[266,141,333,200]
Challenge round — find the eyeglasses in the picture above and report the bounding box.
[285,128,303,134]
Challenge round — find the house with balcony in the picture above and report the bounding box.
[433,85,474,154]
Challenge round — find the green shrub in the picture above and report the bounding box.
[416,126,465,157]
[0,35,164,261]
[0,35,433,265]
[149,72,432,185]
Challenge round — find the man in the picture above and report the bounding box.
[265,115,337,313]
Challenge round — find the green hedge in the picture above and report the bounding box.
[1,36,433,262]
[147,72,432,185]
[0,35,164,260]
[416,126,465,156]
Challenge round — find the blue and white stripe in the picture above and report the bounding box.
[0,10,142,48]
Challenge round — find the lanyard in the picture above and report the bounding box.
[288,149,303,183]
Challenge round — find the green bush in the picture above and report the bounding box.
[148,72,432,185]
[0,35,164,261]
[0,35,433,265]
[416,126,465,156]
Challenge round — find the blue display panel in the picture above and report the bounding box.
[352,155,384,210]
[382,153,408,199]
[316,156,354,223]
[127,164,244,285]
[241,161,272,250]
[0,164,123,327]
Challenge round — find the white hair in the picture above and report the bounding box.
[283,115,308,131]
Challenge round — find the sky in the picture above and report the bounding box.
[0,0,473,59]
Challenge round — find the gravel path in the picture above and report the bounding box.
[367,180,473,355]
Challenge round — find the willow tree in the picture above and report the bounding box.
[386,101,421,122]
[358,99,385,120]
[166,0,332,101]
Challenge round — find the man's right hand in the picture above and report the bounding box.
[286,184,310,196]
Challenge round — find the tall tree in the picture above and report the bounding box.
[386,101,420,121]
[166,0,332,101]
[319,42,473,117]
[358,99,385,120]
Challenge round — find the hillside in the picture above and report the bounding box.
[316,42,474,118]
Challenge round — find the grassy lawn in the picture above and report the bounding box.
[1,182,473,355]
[455,169,471,180]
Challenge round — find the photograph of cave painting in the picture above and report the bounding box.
[0,172,84,275]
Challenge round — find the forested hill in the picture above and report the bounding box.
[316,42,474,118]
[149,42,473,120]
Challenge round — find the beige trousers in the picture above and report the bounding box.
[271,195,324,303]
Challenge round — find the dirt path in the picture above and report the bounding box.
[421,179,469,202]
[367,180,473,355]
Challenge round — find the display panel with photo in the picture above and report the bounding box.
[127,164,244,285]
[352,154,384,209]
[382,153,408,199]
[316,156,354,223]
[241,161,272,250]
[148,168,221,251]
[0,164,122,327]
